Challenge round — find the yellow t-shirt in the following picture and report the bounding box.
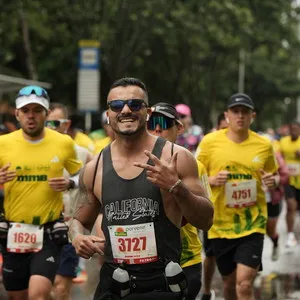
[74,131,96,154]
[272,140,280,154]
[196,129,278,239]
[0,128,82,225]
[94,136,112,154]
[279,136,300,189]
[180,161,212,268]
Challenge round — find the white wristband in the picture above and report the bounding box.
[169,179,182,193]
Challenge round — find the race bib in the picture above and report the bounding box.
[7,223,44,253]
[109,222,158,264]
[225,180,257,208]
[287,163,300,176]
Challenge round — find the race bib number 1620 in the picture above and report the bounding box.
[7,223,44,253]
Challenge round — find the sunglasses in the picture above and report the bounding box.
[147,115,175,130]
[107,99,146,112]
[45,119,68,129]
[17,85,50,100]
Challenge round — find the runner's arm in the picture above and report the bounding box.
[174,148,214,231]
[69,160,101,240]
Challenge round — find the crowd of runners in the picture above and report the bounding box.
[0,78,298,300]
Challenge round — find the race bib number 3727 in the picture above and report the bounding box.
[109,222,158,264]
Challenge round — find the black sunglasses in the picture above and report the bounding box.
[107,99,146,112]
[147,115,175,130]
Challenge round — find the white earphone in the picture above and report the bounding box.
[146,114,150,121]
[107,117,110,125]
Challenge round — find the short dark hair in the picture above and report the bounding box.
[49,102,69,119]
[110,77,147,93]
[217,112,225,127]
[110,77,148,103]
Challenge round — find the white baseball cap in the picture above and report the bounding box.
[16,94,49,110]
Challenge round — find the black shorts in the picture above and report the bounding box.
[2,232,62,291]
[267,202,281,218]
[203,232,214,257]
[182,263,202,300]
[284,184,300,201]
[56,243,79,278]
[211,233,264,276]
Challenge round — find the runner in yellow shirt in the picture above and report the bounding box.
[279,121,300,248]
[0,86,82,300]
[147,102,212,300]
[196,93,279,300]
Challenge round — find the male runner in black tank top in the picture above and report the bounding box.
[70,77,214,300]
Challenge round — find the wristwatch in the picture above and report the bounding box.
[68,179,75,190]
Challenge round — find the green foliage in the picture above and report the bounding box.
[0,0,300,130]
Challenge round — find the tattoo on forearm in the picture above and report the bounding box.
[69,219,85,241]
[73,166,92,218]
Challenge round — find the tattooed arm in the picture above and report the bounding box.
[69,157,104,259]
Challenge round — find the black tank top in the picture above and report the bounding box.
[101,137,181,265]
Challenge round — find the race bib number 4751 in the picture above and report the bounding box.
[225,180,257,208]
[7,223,44,253]
[109,222,158,264]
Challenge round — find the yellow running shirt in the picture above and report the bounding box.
[279,136,300,189]
[74,131,96,154]
[0,128,82,225]
[94,136,112,154]
[196,129,278,239]
[180,161,212,268]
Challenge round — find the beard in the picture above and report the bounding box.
[113,113,147,136]
[22,126,44,138]
[117,123,145,136]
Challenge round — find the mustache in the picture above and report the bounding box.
[117,114,138,121]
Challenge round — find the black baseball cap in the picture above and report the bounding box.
[227,93,254,110]
[151,102,180,120]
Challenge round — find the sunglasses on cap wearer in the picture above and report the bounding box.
[107,99,147,113]
[45,119,69,129]
[17,86,50,100]
[147,115,175,131]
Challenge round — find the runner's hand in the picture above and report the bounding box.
[72,234,105,259]
[0,163,16,184]
[133,150,180,191]
[209,170,230,186]
[260,169,276,189]
[48,177,71,192]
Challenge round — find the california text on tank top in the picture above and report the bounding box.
[101,137,181,268]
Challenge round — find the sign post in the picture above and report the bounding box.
[77,40,100,132]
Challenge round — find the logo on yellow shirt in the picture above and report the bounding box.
[50,156,60,163]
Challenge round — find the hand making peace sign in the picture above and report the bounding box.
[134,150,180,192]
